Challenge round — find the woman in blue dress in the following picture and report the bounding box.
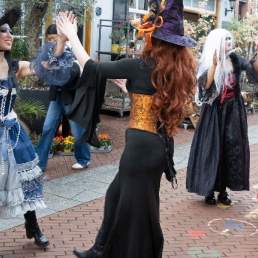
[0,7,74,253]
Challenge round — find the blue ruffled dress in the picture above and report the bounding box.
[0,43,75,218]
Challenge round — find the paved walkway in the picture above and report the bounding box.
[1,112,258,257]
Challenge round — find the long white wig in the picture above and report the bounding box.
[196,28,234,105]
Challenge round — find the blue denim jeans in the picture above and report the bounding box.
[35,93,91,169]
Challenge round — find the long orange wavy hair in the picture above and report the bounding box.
[142,37,197,137]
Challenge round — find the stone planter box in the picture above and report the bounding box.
[56,151,74,156]
[90,145,112,153]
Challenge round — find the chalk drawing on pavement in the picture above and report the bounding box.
[188,247,220,257]
[187,230,206,239]
[208,218,258,237]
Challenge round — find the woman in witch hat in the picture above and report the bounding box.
[0,6,75,255]
[56,0,197,257]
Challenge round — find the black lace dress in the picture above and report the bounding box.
[186,52,254,196]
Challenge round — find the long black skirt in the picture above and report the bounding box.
[96,128,168,258]
[186,96,249,196]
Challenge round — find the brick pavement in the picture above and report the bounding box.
[1,111,258,258]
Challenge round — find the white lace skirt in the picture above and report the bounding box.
[0,121,47,218]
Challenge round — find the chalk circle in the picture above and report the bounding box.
[208,218,258,237]
[188,247,220,257]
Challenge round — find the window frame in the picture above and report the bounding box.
[184,0,217,14]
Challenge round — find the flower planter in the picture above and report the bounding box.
[111,44,119,52]
[90,145,112,153]
[56,151,74,156]
[63,147,72,152]
[52,135,74,155]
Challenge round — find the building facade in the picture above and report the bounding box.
[88,0,246,59]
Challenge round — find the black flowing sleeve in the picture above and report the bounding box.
[98,58,138,79]
[67,59,107,147]
[239,55,258,84]
[197,71,217,104]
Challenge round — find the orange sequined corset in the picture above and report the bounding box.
[128,93,157,133]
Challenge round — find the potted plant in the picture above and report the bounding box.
[63,135,75,152]
[90,134,113,153]
[14,95,47,135]
[98,134,113,148]
[52,135,75,155]
[109,28,125,52]
[52,136,65,153]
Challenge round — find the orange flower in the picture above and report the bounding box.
[98,134,112,147]
[52,136,64,152]
[51,135,75,152]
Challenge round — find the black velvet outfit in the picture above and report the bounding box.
[69,58,170,257]
[186,52,257,196]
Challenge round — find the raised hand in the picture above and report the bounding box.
[56,11,90,68]
[56,11,69,42]
[56,11,78,40]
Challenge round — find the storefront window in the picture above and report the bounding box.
[113,0,128,20]
[129,0,136,8]
[129,0,148,14]
[138,0,148,10]
[184,0,216,13]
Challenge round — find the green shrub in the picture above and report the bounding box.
[14,96,46,124]
[11,39,29,60]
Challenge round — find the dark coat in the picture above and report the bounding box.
[49,62,81,105]
[67,59,107,147]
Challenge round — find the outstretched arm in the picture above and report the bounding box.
[56,11,90,68]
[16,22,68,82]
[16,61,34,81]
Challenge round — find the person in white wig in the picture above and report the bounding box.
[187,28,258,205]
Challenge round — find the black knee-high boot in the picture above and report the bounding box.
[24,210,50,247]
[73,229,105,258]
[73,243,104,258]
